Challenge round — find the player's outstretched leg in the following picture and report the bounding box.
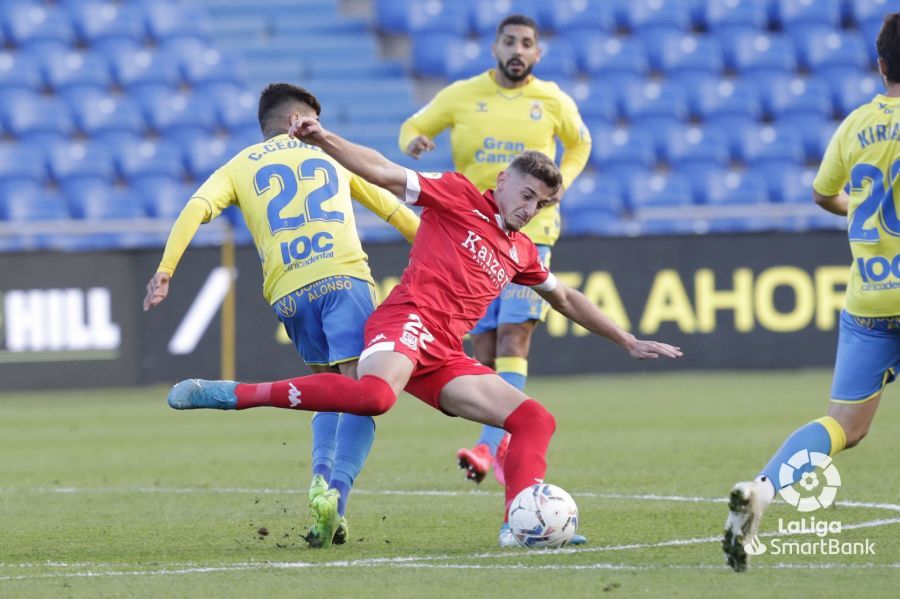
[723,416,846,571]
[167,373,397,415]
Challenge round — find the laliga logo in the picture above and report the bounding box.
[743,534,767,556]
[778,449,842,512]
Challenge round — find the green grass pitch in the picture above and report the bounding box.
[1,370,898,597]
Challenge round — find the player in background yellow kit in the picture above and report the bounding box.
[722,14,900,572]
[399,14,591,501]
[143,83,419,549]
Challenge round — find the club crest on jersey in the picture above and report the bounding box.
[530,101,543,120]
[461,230,510,288]
[476,101,488,112]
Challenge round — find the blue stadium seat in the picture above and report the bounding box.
[725,31,797,76]
[620,0,693,33]
[0,142,47,183]
[142,0,211,42]
[540,0,615,34]
[228,123,263,150]
[411,32,459,77]
[196,82,258,130]
[702,168,769,204]
[0,185,69,222]
[112,135,186,182]
[182,135,245,181]
[305,55,406,81]
[561,176,627,237]
[469,0,541,36]
[62,178,148,219]
[685,74,762,121]
[1,1,77,47]
[662,124,730,168]
[374,0,412,34]
[737,123,805,165]
[311,79,416,124]
[575,33,649,79]
[133,175,193,218]
[589,125,656,171]
[47,140,116,183]
[702,0,767,32]
[535,38,578,80]
[0,50,43,91]
[650,32,724,77]
[445,38,494,80]
[68,0,146,46]
[775,0,841,31]
[752,162,817,204]
[827,68,881,116]
[704,113,762,162]
[563,80,619,124]
[162,38,244,87]
[627,170,694,209]
[110,45,182,90]
[777,114,839,162]
[63,86,146,137]
[794,27,869,72]
[764,74,834,120]
[0,90,75,142]
[137,86,218,136]
[410,0,469,35]
[40,49,113,92]
[267,12,368,37]
[621,79,689,123]
[852,0,894,29]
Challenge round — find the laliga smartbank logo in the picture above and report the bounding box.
[743,450,875,558]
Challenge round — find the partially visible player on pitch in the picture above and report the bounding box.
[399,14,592,495]
[143,83,419,549]
[722,13,900,572]
[165,116,681,548]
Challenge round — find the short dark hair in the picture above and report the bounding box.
[508,150,562,194]
[257,83,321,130]
[877,12,900,84]
[495,14,538,41]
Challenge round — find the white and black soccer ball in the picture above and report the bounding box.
[508,483,579,549]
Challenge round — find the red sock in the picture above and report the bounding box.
[235,374,396,416]
[501,399,556,520]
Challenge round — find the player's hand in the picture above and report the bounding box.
[626,338,683,360]
[143,272,170,311]
[406,135,435,159]
[289,116,326,145]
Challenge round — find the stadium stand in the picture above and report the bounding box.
[0,0,888,251]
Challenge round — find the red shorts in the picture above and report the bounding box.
[362,304,494,412]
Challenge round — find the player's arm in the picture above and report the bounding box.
[143,169,235,311]
[398,88,454,158]
[811,119,849,217]
[534,277,683,360]
[554,93,592,200]
[290,117,408,199]
[349,175,420,244]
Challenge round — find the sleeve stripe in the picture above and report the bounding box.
[532,272,557,292]
[403,168,421,205]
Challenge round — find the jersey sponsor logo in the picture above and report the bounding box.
[461,230,510,288]
[530,101,543,120]
[302,276,353,302]
[476,101,488,112]
[280,232,335,268]
[475,137,525,164]
[856,254,900,290]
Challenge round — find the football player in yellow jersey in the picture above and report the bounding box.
[142,83,419,549]
[399,14,591,498]
[722,14,900,572]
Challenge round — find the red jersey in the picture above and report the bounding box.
[384,170,556,344]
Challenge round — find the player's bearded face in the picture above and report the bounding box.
[494,25,540,82]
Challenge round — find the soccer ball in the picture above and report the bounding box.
[508,483,579,548]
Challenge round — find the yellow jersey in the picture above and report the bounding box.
[399,70,591,245]
[814,94,900,317]
[184,134,419,304]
